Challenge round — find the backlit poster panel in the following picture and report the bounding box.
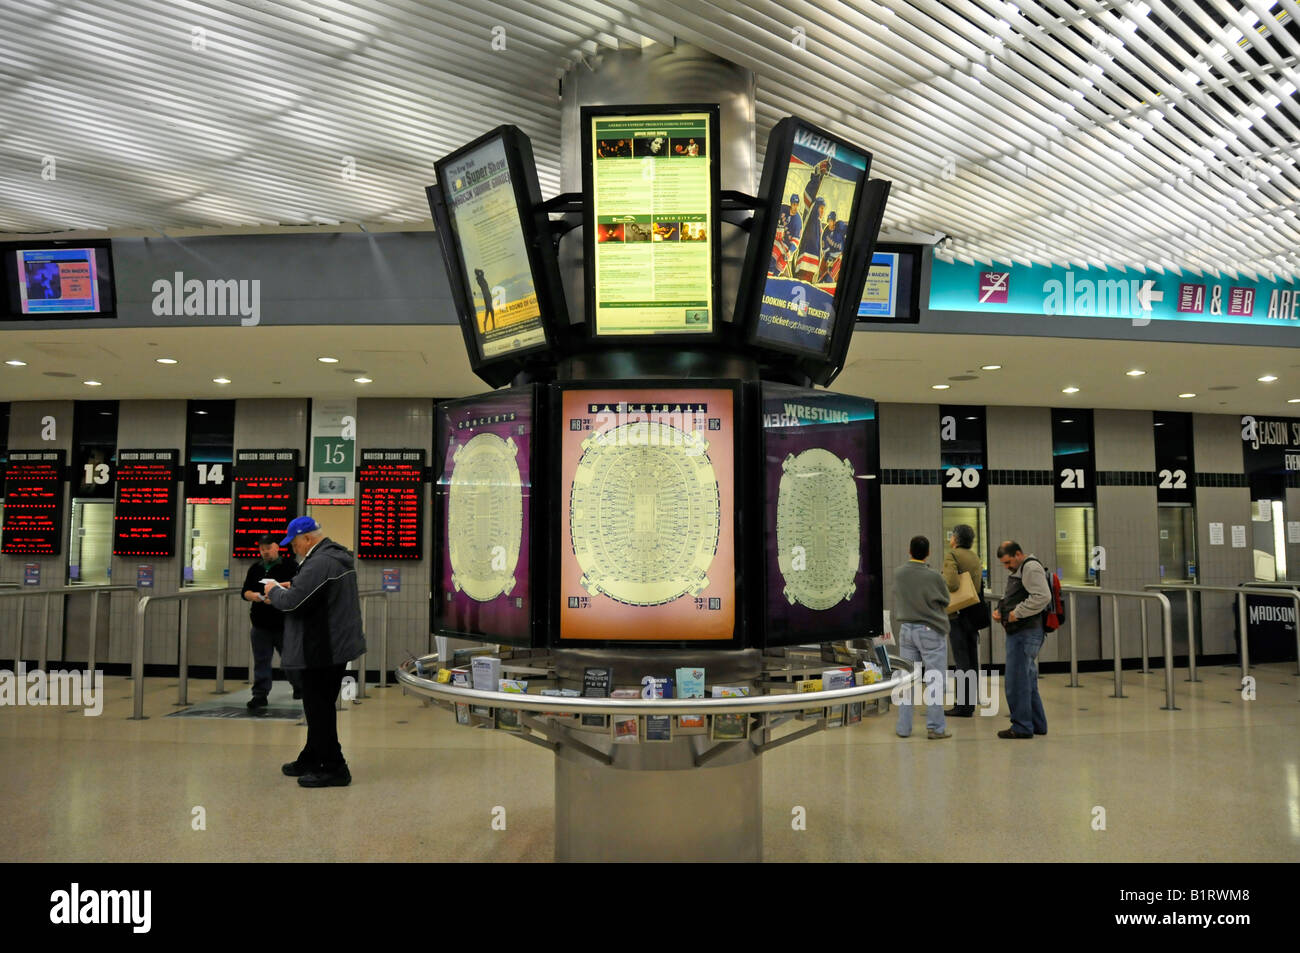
[587,109,717,336]
[557,385,737,643]
[760,386,881,645]
[442,136,547,359]
[434,388,534,645]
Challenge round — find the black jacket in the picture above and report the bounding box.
[241,555,298,630]
[266,538,365,669]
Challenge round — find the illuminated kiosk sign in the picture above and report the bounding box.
[1,450,66,556]
[231,449,299,560]
[554,383,739,646]
[112,449,179,558]
[582,104,721,339]
[356,449,425,560]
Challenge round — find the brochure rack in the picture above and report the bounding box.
[397,647,917,861]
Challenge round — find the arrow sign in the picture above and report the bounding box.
[1137,279,1164,312]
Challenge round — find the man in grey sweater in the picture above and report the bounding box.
[992,540,1052,739]
[893,535,954,740]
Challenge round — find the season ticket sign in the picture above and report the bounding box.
[356,449,425,560]
[1,449,66,556]
[232,449,299,559]
[112,449,179,558]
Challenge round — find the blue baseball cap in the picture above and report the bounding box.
[280,516,320,547]
[789,193,800,203]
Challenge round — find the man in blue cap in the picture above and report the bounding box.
[263,515,365,787]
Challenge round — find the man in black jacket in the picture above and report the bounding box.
[240,534,300,709]
[265,516,366,787]
[992,540,1051,739]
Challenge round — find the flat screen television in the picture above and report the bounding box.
[3,239,116,320]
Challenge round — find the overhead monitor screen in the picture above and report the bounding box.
[857,246,917,322]
[356,449,425,560]
[587,109,717,336]
[4,244,115,317]
[760,386,881,645]
[0,450,66,555]
[440,134,547,360]
[112,449,179,558]
[754,126,869,356]
[434,388,534,646]
[557,385,737,644]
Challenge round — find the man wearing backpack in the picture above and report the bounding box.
[992,541,1051,739]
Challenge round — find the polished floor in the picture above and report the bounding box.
[1,662,1297,862]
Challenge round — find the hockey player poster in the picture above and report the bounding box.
[441,134,546,360]
[755,129,869,356]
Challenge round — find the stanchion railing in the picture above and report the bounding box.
[132,587,242,720]
[1144,582,1300,681]
[352,589,393,698]
[1,585,136,671]
[1061,586,1175,709]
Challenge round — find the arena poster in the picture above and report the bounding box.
[441,135,546,359]
[756,130,869,355]
[16,247,99,314]
[435,388,533,644]
[559,386,735,642]
[589,111,714,335]
[761,384,879,644]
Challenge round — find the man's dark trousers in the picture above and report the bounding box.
[298,663,347,770]
[250,625,302,699]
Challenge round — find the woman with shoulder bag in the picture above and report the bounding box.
[942,524,986,717]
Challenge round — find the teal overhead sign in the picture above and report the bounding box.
[929,258,1300,325]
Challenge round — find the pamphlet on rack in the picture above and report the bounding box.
[582,666,611,728]
[611,714,639,743]
[644,714,672,742]
[471,657,501,717]
[676,667,705,729]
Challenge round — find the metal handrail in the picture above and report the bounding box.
[131,587,243,720]
[1,584,136,673]
[395,653,920,716]
[352,589,393,698]
[1144,582,1300,681]
[1061,586,1175,710]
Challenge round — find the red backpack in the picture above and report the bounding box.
[1024,558,1066,632]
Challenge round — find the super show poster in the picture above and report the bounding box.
[756,131,868,354]
[435,388,533,644]
[559,387,735,642]
[590,112,713,335]
[761,385,876,643]
[442,136,546,359]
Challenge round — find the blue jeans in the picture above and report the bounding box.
[250,625,301,699]
[1005,624,1047,735]
[896,622,948,736]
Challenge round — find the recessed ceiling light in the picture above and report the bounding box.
[1061,419,1074,424]
[212,377,231,384]
[1258,374,1278,382]
[353,377,373,384]
[931,384,950,390]
[195,410,208,415]
[1062,386,1080,394]
[5,360,26,366]
[1178,393,1196,398]
[318,357,339,364]
[1288,398,1300,404]
[83,380,102,386]
[981,364,1001,370]
[965,416,978,420]
[1126,369,1146,377]
[156,358,178,365]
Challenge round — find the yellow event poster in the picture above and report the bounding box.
[443,136,546,359]
[590,113,712,335]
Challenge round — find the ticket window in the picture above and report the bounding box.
[1251,498,1287,582]
[1055,505,1097,587]
[942,504,989,583]
[184,503,231,588]
[69,500,114,585]
[1158,504,1197,582]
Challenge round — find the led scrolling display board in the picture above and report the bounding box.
[1,450,66,556]
[231,449,300,559]
[581,104,722,340]
[356,449,426,560]
[428,125,567,388]
[112,449,179,558]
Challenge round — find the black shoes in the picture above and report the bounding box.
[298,765,351,788]
[291,688,302,700]
[281,760,313,777]
[247,695,268,710]
[944,707,975,717]
[997,728,1033,739]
